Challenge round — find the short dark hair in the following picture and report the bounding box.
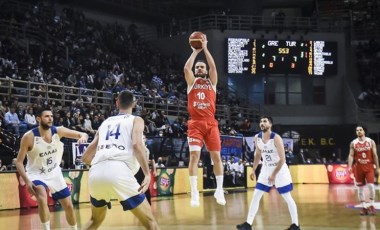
[260,115,273,124]
[117,90,134,109]
[195,59,207,67]
[36,107,52,117]
[356,125,367,133]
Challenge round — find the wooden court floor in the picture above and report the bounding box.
[0,184,378,230]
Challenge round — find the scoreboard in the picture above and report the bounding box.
[227,38,338,76]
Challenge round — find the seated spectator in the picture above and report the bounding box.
[285,147,296,165]
[74,156,86,169]
[4,106,21,136]
[24,107,37,129]
[60,159,68,169]
[298,149,307,164]
[232,159,245,186]
[239,119,252,133]
[91,115,101,130]
[228,127,238,136]
[155,157,165,168]
[223,159,234,187]
[7,158,17,171]
[83,114,96,135]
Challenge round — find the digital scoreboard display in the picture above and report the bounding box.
[227,38,338,76]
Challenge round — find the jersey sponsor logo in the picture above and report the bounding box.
[188,137,201,144]
[358,159,370,164]
[193,101,211,109]
[193,83,212,90]
[97,143,126,151]
[39,148,57,157]
[39,163,58,174]
[355,146,371,152]
[47,163,57,173]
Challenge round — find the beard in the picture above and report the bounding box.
[260,126,269,132]
[195,73,207,78]
[40,122,51,130]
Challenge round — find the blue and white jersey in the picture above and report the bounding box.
[26,126,64,177]
[256,132,281,167]
[91,114,140,174]
[255,131,293,194]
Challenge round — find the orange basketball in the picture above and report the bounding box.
[189,31,204,49]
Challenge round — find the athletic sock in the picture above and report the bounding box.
[42,221,50,230]
[189,176,198,193]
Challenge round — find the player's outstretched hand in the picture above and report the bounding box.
[77,133,89,144]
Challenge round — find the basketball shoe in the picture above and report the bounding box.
[214,189,226,205]
[190,191,200,207]
[367,205,376,215]
[360,207,369,215]
[285,223,300,230]
[236,222,251,230]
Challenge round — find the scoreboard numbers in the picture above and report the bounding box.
[227,38,337,76]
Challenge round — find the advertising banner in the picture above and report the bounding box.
[72,143,89,168]
[62,170,84,204]
[156,168,176,196]
[220,135,243,158]
[326,164,354,184]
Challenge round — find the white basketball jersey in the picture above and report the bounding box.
[256,132,281,167]
[26,126,64,177]
[92,114,140,174]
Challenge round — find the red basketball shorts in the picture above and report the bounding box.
[354,165,375,186]
[187,119,221,152]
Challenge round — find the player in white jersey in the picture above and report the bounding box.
[16,107,88,230]
[82,90,159,230]
[237,116,300,230]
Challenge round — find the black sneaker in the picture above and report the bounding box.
[236,222,252,230]
[286,223,300,230]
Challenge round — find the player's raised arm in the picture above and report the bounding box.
[201,34,217,86]
[184,48,202,86]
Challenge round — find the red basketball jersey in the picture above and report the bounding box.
[187,77,216,120]
[353,137,374,171]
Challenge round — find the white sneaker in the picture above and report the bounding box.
[214,189,226,205]
[190,191,200,207]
